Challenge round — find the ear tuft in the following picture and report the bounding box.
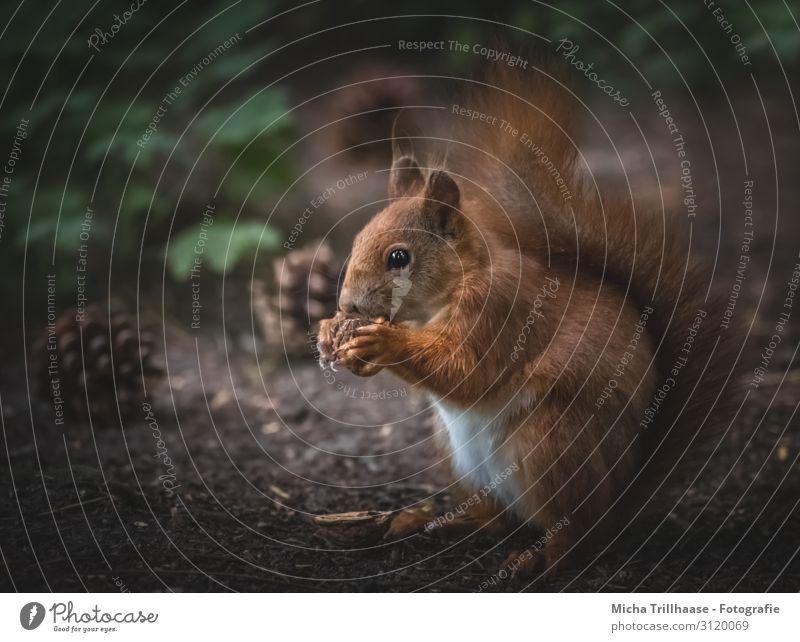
[388,156,424,199]
[424,170,461,238]
[425,171,460,209]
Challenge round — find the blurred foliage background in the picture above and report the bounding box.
[1,0,797,319]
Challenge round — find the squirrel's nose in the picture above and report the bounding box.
[339,287,360,316]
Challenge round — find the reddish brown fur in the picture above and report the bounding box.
[318,61,737,570]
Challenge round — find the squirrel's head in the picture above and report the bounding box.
[339,156,477,325]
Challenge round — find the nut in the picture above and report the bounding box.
[317,312,372,367]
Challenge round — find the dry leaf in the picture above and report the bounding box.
[311,510,392,546]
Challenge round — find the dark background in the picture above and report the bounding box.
[1,0,799,591]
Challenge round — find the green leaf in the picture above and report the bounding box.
[167,220,279,280]
[194,90,293,146]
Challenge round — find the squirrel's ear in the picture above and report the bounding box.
[388,155,424,199]
[423,170,461,238]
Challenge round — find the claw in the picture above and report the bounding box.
[355,323,385,336]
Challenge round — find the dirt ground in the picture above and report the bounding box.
[1,322,798,592]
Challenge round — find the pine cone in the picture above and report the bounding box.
[253,240,341,357]
[326,64,423,161]
[35,301,162,420]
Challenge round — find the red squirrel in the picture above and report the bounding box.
[316,63,736,575]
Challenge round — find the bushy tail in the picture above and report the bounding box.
[415,60,739,513]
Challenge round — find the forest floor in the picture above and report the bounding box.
[1,325,798,592]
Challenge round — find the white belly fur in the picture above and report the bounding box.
[432,397,523,509]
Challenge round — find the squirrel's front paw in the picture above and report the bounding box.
[316,317,337,364]
[337,322,404,377]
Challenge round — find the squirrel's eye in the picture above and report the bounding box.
[387,248,410,270]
